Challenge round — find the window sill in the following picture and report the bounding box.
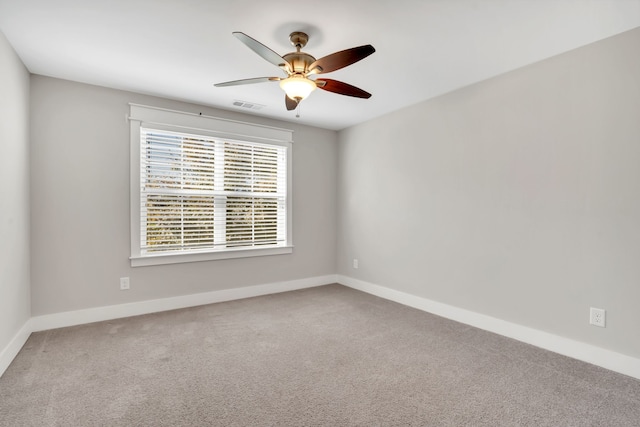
[130,245,293,267]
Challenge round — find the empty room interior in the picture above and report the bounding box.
[1,0,640,425]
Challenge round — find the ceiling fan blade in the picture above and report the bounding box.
[233,32,290,69]
[214,77,280,87]
[285,94,298,111]
[309,45,375,74]
[316,79,372,98]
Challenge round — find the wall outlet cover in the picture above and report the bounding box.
[590,307,605,327]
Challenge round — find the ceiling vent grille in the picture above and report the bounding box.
[232,100,265,111]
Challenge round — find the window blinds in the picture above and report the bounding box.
[140,128,287,254]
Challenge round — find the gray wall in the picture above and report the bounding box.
[0,32,31,350]
[30,76,338,315]
[337,28,640,358]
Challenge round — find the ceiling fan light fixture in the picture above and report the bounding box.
[217,31,375,111]
[279,75,317,101]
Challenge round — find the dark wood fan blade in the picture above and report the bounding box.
[233,32,290,69]
[309,45,375,74]
[285,94,298,111]
[316,79,372,98]
[214,77,280,87]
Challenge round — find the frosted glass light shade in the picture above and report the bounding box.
[280,75,317,100]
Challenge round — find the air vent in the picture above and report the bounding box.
[232,100,265,111]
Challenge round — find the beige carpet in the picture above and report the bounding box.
[1,284,639,426]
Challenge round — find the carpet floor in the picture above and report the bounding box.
[1,284,639,426]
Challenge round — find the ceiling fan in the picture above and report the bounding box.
[215,31,375,111]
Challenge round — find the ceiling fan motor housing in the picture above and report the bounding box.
[283,31,315,74]
[283,52,316,74]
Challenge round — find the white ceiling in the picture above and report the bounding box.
[1,0,639,130]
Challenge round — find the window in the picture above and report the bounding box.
[129,104,293,266]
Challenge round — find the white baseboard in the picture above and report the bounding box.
[337,275,640,381]
[6,273,638,381]
[1,274,337,377]
[29,274,337,332]
[0,321,32,378]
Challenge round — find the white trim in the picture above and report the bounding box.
[1,275,337,377]
[0,321,32,378]
[29,275,337,332]
[336,275,640,381]
[6,274,637,381]
[130,245,294,267]
[130,116,141,260]
[128,103,293,144]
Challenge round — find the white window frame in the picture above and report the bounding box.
[129,104,293,267]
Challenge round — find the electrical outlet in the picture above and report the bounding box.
[120,277,130,290]
[590,307,605,327]
[353,259,359,269]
